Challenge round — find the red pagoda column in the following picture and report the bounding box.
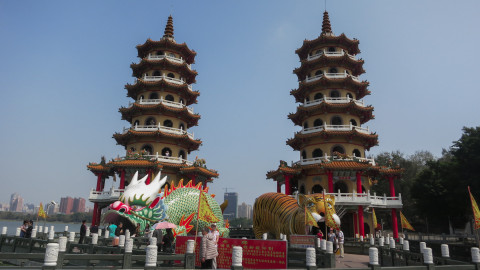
[356,171,364,237]
[389,175,399,239]
[119,169,126,189]
[146,169,152,184]
[189,174,197,185]
[96,173,103,191]
[92,203,98,226]
[277,181,281,193]
[327,171,334,192]
[203,181,208,189]
[284,174,292,195]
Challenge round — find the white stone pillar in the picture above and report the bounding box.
[399,237,404,244]
[369,236,375,246]
[48,228,55,240]
[68,232,75,242]
[59,237,67,252]
[423,247,433,264]
[420,242,427,253]
[379,236,384,247]
[149,237,157,246]
[262,233,267,240]
[360,235,364,242]
[403,240,409,251]
[104,229,109,239]
[119,235,126,247]
[1,227,7,235]
[472,247,480,263]
[86,228,90,237]
[441,244,449,258]
[50,226,54,233]
[64,226,69,232]
[186,239,195,254]
[91,233,98,245]
[306,247,316,267]
[320,239,326,251]
[145,244,158,267]
[39,226,43,233]
[316,238,320,248]
[125,229,130,239]
[369,247,379,265]
[389,237,395,249]
[44,243,59,267]
[326,241,333,254]
[31,229,37,238]
[98,229,102,236]
[15,228,21,237]
[125,238,133,253]
[385,235,390,245]
[232,246,243,267]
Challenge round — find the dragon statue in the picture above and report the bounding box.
[104,172,229,237]
[253,192,341,239]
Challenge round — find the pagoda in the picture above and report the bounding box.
[87,16,218,226]
[267,11,403,238]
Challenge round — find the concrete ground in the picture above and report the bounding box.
[335,253,370,268]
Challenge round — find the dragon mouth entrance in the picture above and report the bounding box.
[103,210,138,233]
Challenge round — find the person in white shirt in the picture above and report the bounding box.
[338,228,345,258]
[209,223,220,269]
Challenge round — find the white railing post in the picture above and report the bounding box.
[125,238,133,253]
[68,232,75,242]
[379,236,384,247]
[119,235,125,247]
[91,233,98,245]
[31,228,37,238]
[186,239,195,254]
[369,247,379,266]
[262,233,267,240]
[145,244,158,267]
[232,246,243,267]
[2,227,7,235]
[44,243,59,267]
[306,247,316,267]
[423,247,433,264]
[389,237,395,249]
[472,247,480,263]
[326,241,333,254]
[403,240,409,251]
[15,228,20,237]
[420,242,427,254]
[59,237,67,252]
[320,239,327,251]
[441,244,449,258]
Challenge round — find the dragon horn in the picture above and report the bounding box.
[151,172,168,188]
[130,171,139,186]
[139,174,148,184]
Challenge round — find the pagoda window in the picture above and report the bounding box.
[139,95,144,100]
[303,122,309,129]
[163,120,173,128]
[331,116,342,125]
[299,185,305,194]
[141,144,153,155]
[305,97,310,102]
[312,185,323,194]
[353,149,362,157]
[332,145,345,155]
[179,123,185,130]
[165,95,174,102]
[133,120,140,127]
[156,51,164,56]
[179,98,184,104]
[129,147,136,152]
[350,119,357,126]
[345,70,351,75]
[314,92,323,100]
[145,117,156,125]
[315,49,323,55]
[346,93,354,99]
[328,47,336,52]
[330,90,340,98]
[334,181,348,193]
[168,53,175,58]
[153,70,161,76]
[312,149,323,158]
[149,92,159,99]
[329,67,338,73]
[314,70,323,76]
[167,73,175,78]
[361,186,366,194]
[179,150,186,159]
[313,119,323,127]
[301,150,307,160]
[161,147,172,157]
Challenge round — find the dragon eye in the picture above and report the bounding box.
[119,208,125,213]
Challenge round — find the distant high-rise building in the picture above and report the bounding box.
[59,197,74,214]
[9,193,23,212]
[237,202,253,219]
[72,197,86,213]
[223,192,238,220]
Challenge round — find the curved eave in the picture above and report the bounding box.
[288,102,374,125]
[113,130,202,152]
[295,33,360,59]
[108,159,163,169]
[266,166,302,180]
[320,161,372,170]
[87,164,113,175]
[136,39,196,64]
[294,54,365,79]
[286,130,378,151]
[180,166,219,178]
[130,59,197,84]
[119,103,200,126]
[291,77,370,101]
[125,79,200,105]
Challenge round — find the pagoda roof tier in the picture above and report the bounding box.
[136,38,196,64]
[108,159,163,169]
[288,100,374,126]
[125,79,200,105]
[266,163,302,179]
[87,164,114,176]
[294,53,365,79]
[180,166,219,179]
[119,102,200,127]
[291,77,370,101]
[113,129,201,152]
[365,165,404,179]
[131,58,197,84]
[287,129,378,151]
[295,33,360,60]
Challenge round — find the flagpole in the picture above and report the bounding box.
[323,190,328,237]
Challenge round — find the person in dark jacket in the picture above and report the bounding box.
[79,220,87,244]
[115,222,125,236]
[25,220,33,238]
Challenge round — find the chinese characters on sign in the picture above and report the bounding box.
[289,235,316,249]
[176,236,288,269]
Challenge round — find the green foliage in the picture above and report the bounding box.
[228,217,252,228]
[0,211,92,223]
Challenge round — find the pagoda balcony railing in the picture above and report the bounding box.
[146,54,192,69]
[304,72,360,83]
[128,97,194,114]
[144,153,194,166]
[302,97,365,107]
[301,123,370,135]
[124,124,194,139]
[294,154,375,166]
[141,75,193,90]
[324,191,402,208]
[307,49,357,61]
[89,187,124,203]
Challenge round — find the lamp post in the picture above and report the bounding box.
[43,201,57,235]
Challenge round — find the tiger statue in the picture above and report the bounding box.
[253,192,340,239]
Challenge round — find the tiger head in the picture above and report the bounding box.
[298,194,341,229]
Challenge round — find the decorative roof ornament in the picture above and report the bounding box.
[322,11,333,35]
[162,15,174,40]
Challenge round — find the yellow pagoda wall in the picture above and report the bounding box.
[302,138,366,158]
[132,115,189,128]
[306,89,358,100]
[302,114,362,127]
[126,141,187,158]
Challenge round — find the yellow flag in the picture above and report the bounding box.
[325,201,339,230]
[305,206,318,227]
[197,191,219,223]
[469,186,480,229]
[400,211,415,231]
[38,203,47,219]
[372,208,378,229]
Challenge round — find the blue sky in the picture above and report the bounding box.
[0,0,479,208]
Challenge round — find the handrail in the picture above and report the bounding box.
[324,191,403,208]
[147,53,192,69]
[294,155,375,166]
[124,124,194,139]
[128,98,194,114]
[144,153,194,166]
[304,72,360,83]
[306,49,357,61]
[301,124,370,135]
[135,77,193,91]
[302,97,365,107]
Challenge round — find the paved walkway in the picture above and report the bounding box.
[335,253,370,268]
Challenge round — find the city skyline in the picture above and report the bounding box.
[1,1,479,207]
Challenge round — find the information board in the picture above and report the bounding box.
[175,236,288,269]
[289,235,316,248]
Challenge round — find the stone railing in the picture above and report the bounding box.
[128,98,194,114]
[89,187,124,203]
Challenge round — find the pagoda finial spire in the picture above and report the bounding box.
[322,11,332,35]
[163,15,174,39]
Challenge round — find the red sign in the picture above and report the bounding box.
[175,236,287,269]
[289,235,316,249]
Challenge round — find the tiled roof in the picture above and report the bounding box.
[136,39,196,64]
[109,159,162,168]
[130,59,197,83]
[288,102,374,125]
[119,103,200,126]
[291,77,370,101]
[113,130,202,152]
[125,79,199,105]
[180,166,219,178]
[294,54,365,79]
[287,129,378,151]
[266,166,302,179]
[295,33,360,59]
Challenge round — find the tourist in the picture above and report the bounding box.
[209,223,219,269]
[79,220,87,244]
[200,227,217,269]
[134,223,142,237]
[337,228,345,258]
[90,224,98,234]
[317,230,324,239]
[162,229,175,266]
[115,222,125,236]
[152,226,163,251]
[144,223,151,235]
[20,220,27,238]
[327,228,336,251]
[25,220,33,238]
[108,222,117,238]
